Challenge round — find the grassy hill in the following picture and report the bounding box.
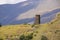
[0,13,60,40]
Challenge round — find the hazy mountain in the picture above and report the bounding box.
[41,8,60,23]
[0,0,60,25]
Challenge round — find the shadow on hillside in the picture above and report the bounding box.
[10,8,60,25]
[41,8,60,23]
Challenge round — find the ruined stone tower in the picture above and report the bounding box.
[0,23,2,27]
[34,15,40,24]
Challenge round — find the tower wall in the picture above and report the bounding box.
[34,15,40,24]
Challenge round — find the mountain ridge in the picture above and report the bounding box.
[0,0,60,25]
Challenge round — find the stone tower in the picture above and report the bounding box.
[0,23,2,27]
[34,15,40,24]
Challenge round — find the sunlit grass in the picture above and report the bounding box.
[0,13,60,40]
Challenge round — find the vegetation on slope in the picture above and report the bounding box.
[0,13,60,40]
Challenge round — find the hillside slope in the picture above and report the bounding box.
[0,13,60,40]
[32,13,60,40]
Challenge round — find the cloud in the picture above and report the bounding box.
[0,0,27,5]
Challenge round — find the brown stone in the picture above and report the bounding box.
[34,15,40,24]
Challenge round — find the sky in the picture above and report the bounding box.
[0,0,27,4]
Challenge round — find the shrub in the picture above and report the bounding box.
[34,34,36,36]
[41,35,48,40]
[0,38,3,40]
[31,24,35,28]
[35,31,38,33]
[19,33,33,40]
[19,34,25,40]
[26,33,33,40]
[55,30,60,34]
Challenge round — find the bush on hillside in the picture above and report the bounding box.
[41,35,48,40]
[31,24,35,28]
[19,33,33,40]
[0,38,3,40]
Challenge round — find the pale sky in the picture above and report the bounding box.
[0,0,27,4]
